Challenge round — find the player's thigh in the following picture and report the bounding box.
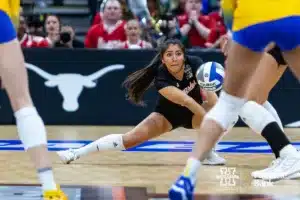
[225,23,273,98]
[123,112,172,147]
[282,47,300,80]
[245,52,287,104]
[275,16,300,79]
[0,11,32,111]
[223,40,263,98]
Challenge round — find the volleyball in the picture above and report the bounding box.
[196,61,225,92]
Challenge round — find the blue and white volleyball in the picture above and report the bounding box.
[196,61,225,92]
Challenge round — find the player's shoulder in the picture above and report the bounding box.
[186,55,204,66]
[155,65,173,82]
[156,65,167,76]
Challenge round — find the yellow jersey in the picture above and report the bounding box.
[0,0,20,27]
[221,0,300,31]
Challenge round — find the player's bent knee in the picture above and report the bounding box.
[205,91,246,130]
[225,115,239,134]
[239,101,275,134]
[245,94,267,105]
[14,107,47,150]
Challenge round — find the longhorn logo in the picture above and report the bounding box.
[285,121,300,128]
[25,63,125,112]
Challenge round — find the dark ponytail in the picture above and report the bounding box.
[122,53,161,106]
[122,38,185,106]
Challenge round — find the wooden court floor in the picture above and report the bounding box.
[0,125,300,197]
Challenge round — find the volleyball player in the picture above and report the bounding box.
[0,1,67,199]
[169,0,300,198]
[221,35,300,179]
[57,39,228,166]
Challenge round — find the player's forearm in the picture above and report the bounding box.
[183,96,206,115]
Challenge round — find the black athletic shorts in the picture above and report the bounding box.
[155,104,195,129]
[267,45,287,66]
[154,96,204,130]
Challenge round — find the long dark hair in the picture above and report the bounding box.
[123,39,186,106]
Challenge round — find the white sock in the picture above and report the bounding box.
[75,134,125,157]
[279,144,298,158]
[262,101,284,131]
[182,157,201,185]
[38,168,57,191]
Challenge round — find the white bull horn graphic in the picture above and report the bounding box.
[25,63,125,112]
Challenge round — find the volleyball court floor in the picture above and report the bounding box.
[0,125,299,200]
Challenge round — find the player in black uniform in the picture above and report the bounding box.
[56,39,227,165]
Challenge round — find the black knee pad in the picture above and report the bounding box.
[267,45,287,66]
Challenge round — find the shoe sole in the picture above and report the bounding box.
[252,170,300,181]
[202,162,226,165]
[202,159,226,165]
[253,173,300,180]
[287,172,300,179]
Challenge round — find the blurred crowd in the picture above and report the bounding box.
[19,0,227,50]
[19,13,85,48]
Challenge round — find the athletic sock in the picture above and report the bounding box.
[75,134,125,157]
[261,122,291,158]
[182,157,201,185]
[37,167,57,191]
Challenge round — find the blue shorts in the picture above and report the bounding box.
[232,16,300,52]
[0,10,17,44]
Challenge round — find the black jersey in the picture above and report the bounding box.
[153,55,204,129]
[154,55,204,106]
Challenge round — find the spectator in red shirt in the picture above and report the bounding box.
[92,12,102,26]
[85,0,127,49]
[205,10,227,48]
[118,19,152,49]
[177,0,216,48]
[18,15,49,48]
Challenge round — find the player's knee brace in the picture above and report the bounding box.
[14,107,47,150]
[205,91,246,130]
[239,101,276,134]
[262,101,284,131]
[224,115,239,134]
